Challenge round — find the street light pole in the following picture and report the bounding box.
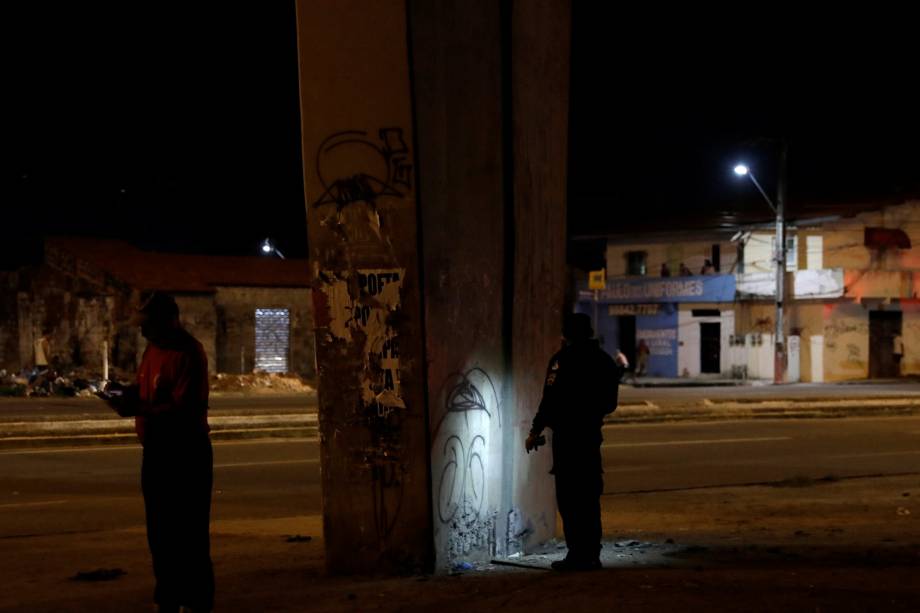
[733,143,787,384]
[773,143,787,384]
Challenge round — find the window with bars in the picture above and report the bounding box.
[255,308,290,373]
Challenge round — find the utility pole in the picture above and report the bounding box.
[773,142,787,384]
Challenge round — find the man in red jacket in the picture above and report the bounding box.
[102,291,214,612]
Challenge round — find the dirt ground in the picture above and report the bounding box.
[3,474,920,612]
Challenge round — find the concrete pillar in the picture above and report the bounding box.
[296,0,433,574]
[510,0,571,553]
[297,0,570,574]
[409,0,508,570]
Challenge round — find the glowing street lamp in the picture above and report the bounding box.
[733,149,788,384]
[260,238,285,259]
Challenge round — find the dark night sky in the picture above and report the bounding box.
[7,5,919,269]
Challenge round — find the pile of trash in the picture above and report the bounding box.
[0,367,131,398]
[209,372,315,394]
[1,368,314,398]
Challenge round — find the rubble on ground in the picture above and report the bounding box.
[0,367,314,397]
[209,372,315,394]
[0,366,131,398]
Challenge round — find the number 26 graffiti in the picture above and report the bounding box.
[437,434,486,524]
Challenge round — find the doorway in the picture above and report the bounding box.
[700,322,721,374]
[618,315,636,369]
[869,310,902,378]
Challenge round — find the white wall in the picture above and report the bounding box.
[677,310,698,377]
[810,334,824,382]
[677,309,735,377]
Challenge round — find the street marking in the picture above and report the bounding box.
[602,436,790,449]
[215,459,319,468]
[0,438,320,456]
[0,445,139,456]
[828,450,920,459]
[0,499,68,509]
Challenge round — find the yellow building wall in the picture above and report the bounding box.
[902,302,920,376]
[822,201,920,272]
[823,302,868,381]
[606,240,738,277]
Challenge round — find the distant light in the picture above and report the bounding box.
[733,164,749,176]
[260,237,285,259]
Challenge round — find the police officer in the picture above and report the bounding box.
[526,312,627,571]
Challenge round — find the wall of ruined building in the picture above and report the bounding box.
[171,294,218,375]
[0,272,21,373]
[213,286,314,377]
[6,266,124,376]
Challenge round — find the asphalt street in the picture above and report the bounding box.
[3,415,919,539]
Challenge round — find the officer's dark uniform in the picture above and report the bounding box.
[530,317,623,568]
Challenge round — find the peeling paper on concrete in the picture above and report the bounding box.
[357,269,405,413]
[319,268,406,414]
[321,275,354,342]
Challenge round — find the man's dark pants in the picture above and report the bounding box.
[553,445,603,562]
[141,434,214,610]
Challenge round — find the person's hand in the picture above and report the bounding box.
[525,433,545,453]
[97,383,137,417]
[615,351,629,368]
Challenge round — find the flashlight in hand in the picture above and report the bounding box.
[525,433,546,453]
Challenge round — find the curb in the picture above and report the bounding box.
[0,414,318,450]
[4,398,920,450]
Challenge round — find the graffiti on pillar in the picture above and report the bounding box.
[434,368,500,561]
[318,267,408,541]
[312,128,413,212]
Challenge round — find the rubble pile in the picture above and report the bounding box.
[1,368,314,397]
[0,367,132,398]
[209,372,315,394]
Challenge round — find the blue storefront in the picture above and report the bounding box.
[577,275,736,377]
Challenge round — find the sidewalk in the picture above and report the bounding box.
[625,375,920,387]
[0,395,318,449]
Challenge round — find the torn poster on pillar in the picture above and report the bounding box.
[321,268,406,414]
[357,269,405,414]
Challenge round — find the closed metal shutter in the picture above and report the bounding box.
[255,308,290,373]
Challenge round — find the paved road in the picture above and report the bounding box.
[620,381,920,403]
[3,415,920,539]
[0,394,317,422]
[3,382,919,419]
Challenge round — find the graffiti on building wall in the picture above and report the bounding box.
[433,368,501,561]
[312,128,413,212]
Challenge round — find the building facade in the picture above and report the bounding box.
[0,238,315,378]
[578,200,920,382]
